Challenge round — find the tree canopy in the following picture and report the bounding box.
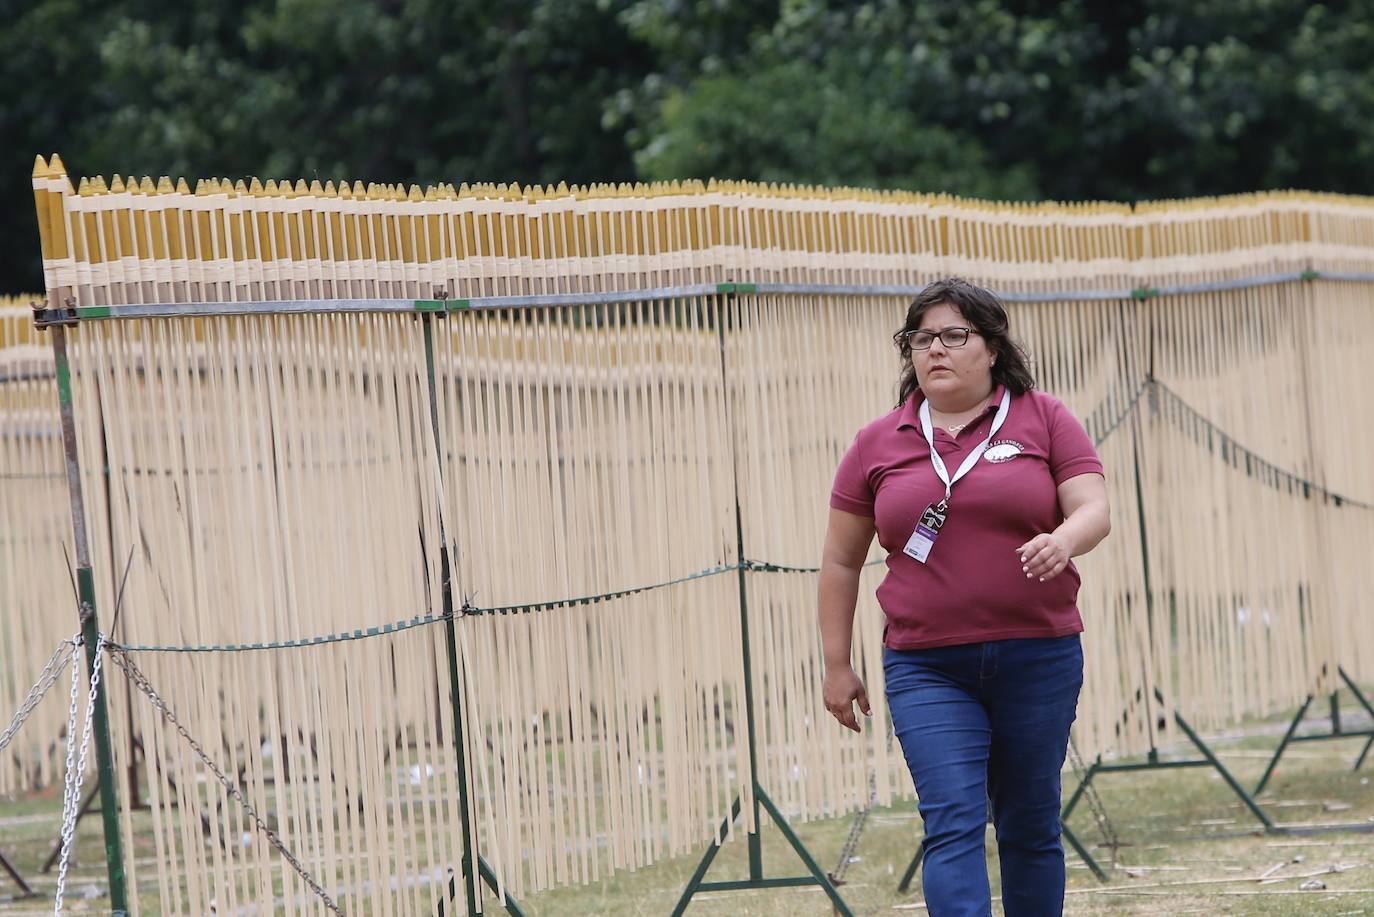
[6,0,1374,293]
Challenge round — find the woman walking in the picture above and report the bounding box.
[819,278,1110,916]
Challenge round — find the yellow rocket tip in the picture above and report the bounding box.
[32,154,49,178]
[48,153,67,174]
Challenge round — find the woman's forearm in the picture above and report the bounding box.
[818,561,864,671]
[1053,500,1110,557]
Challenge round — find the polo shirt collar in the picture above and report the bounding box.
[897,383,1007,431]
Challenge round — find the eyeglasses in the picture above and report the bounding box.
[905,326,978,351]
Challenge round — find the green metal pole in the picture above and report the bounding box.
[1355,736,1374,771]
[51,322,130,915]
[1117,299,1162,751]
[895,840,923,893]
[671,293,853,914]
[1158,689,1276,831]
[715,299,764,879]
[475,856,527,917]
[1059,762,1109,882]
[1059,762,1099,823]
[421,315,481,917]
[1255,695,1313,795]
[1060,824,1108,883]
[755,787,855,914]
[670,798,741,917]
[1338,667,1374,720]
[734,504,765,880]
[1337,669,1374,773]
[1128,384,1160,741]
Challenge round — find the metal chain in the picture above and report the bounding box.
[1066,733,1121,862]
[53,638,84,916]
[830,769,877,884]
[0,637,76,757]
[105,644,346,916]
[830,726,895,884]
[54,634,104,916]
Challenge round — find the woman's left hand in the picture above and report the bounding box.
[1016,532,1071,582]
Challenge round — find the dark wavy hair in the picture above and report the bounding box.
[892,278,1036,407]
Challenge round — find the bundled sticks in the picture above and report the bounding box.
[0,297,75,794]
[18,154,1374,914]
[31,155,1374,312]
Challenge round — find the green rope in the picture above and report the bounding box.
[742,558,885,575]
[460,563,737,615]
[113,613,448,653]
[1149,381,1372,510]
[112,557,883,653]
[116,564,739,652]
[1088,379,1150,449]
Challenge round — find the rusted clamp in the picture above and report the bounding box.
[31,297,78,330]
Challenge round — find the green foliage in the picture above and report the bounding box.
[636,61,1039,199]
[6,0,1374,293]
[3,0,648,293]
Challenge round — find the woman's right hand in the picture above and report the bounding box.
[823,665,872,733]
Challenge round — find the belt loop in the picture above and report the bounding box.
[980,642,997,680]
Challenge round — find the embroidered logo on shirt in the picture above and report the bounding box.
[984,439,1025,463]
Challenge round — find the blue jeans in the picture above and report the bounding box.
[884,635,1083,917]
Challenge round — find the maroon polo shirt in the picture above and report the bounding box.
[830,385,1104,649]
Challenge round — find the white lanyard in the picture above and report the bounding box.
[918,389,1011,508]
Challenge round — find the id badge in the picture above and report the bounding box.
[903,501,947,564]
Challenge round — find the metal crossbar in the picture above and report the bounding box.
[30,270,1374,325]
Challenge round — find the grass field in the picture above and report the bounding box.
[2,722,1371,915]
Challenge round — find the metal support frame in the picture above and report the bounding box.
[1054,333,1276,882]
[671,561,855,916]
[673,294,854,916]
[1057,688,1280,879]
[48,319,130,915]
[0,849,35,899]
[422,314,525,917]
[1254,668,1374,795]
